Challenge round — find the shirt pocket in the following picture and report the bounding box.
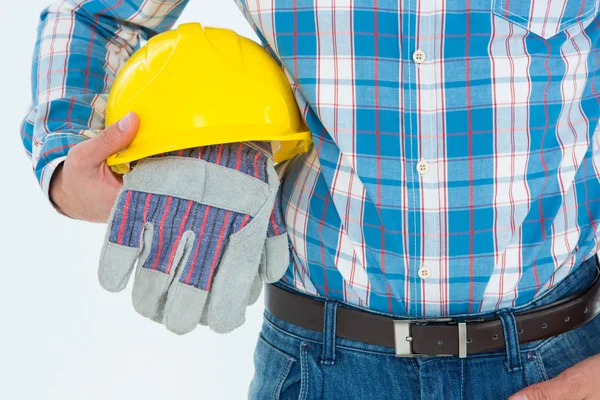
[492,0,599,39]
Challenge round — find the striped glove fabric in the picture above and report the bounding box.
[98,143,289,334]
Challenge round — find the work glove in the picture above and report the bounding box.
[98,143,289,334]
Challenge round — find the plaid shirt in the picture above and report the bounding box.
[21,0,600,317]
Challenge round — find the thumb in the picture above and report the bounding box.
[78,112,139,166]
[509,372,585,400]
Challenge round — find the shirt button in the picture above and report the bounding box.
[413,49,426,64]
[418,266,432,279]
[417,160,430,175]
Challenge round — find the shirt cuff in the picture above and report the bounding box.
[40,155,70,216]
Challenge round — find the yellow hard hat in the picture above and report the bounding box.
[106,22,312,173]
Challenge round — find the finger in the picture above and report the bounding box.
[98,190,147,291]
[131,197,196,319]
[76,112,139,166]
[510,369,589,400]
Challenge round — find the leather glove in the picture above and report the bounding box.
[98,143,289,334]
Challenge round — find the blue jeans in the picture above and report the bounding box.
[249,256,600,399]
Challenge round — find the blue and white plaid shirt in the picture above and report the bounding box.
[21,0,600,317]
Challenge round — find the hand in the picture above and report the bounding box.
[509,354,600,400]
[49,112,139,222]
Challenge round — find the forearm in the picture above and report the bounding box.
[21,0,188,199]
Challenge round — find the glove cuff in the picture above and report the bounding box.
[124,156,271,218]
[151,142,272,183]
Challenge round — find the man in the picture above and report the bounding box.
[21,0,600,399]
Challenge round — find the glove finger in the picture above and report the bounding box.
[259,234,290,283]
[196,276,259,329]
[163,206,242,334]
[199,298,209,326]
[205,159,280,333]
[98,242,141,292]
[162,228,217,335]
[205,236,264,333]
[198,270,263,326]
[163,277,209,335]
[98,191,147,292]
[206,209,275,333]
[247,274,262,306]
[131,208,195,320]
[259,185,289,283]
[137,225,166,324]
[197,272,259,327]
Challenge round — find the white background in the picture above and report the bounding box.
[0,2,262,399]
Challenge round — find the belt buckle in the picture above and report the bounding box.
[393,319,468,359]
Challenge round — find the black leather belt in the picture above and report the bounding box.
[264,276,600,358]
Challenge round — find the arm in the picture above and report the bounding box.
[20,0,188,219]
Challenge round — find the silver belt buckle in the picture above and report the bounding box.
[393,319,468,358]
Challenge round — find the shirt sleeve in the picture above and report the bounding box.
[20,0,189,201]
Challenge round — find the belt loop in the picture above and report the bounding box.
[497,309,522,372]
[321,300,338,366]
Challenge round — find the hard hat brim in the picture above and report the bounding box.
[107,126,311,171]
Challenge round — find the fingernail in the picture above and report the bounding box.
[118,112,132,131]
[510,395,529,400]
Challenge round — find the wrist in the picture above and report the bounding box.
[49,164,70,217]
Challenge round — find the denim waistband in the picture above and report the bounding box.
[274,254,600,321]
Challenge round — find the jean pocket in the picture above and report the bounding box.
[492,0,599,39]
[249,332,321,400]
[249,335,296,400]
